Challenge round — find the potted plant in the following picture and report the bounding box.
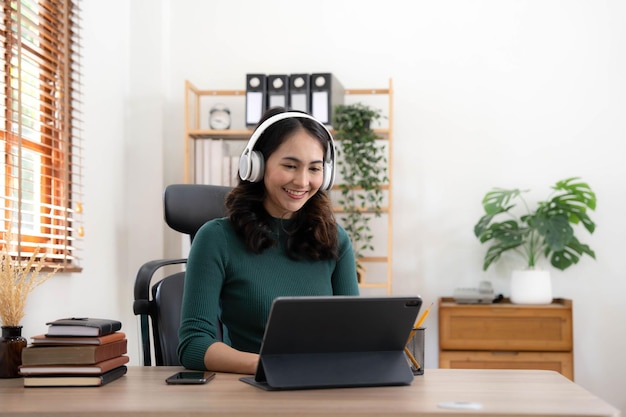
[332,103,388,280]
[473,177,596,304]
[0,227,57,377]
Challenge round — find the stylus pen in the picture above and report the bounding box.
[404,347,421,371]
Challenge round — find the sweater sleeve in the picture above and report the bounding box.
[332,224,360,296]
[177,219,229,370]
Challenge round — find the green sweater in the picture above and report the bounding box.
[177,217,359,370]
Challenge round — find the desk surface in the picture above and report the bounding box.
[0,367,620,417]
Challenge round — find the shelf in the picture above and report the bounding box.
[360,256,388,263]
[187,128,389,141]
[332,206,390,214]
[187,85,392,101]
[184,78,394,295]
[187,129,251,140]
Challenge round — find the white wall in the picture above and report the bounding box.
[20,0,625,413]
[21,1,133,346]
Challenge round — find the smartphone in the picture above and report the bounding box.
[165,371,216,385]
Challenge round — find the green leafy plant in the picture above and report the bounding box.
[332,103,388,274]
[474,177,596,271]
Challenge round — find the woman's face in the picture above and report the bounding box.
[262,128,325,219]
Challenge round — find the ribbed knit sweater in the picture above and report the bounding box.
[177,217,359,370]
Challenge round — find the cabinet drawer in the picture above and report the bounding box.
[439,350,573,380]
[439,299,572,351]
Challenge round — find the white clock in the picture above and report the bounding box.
[209,104,231,130]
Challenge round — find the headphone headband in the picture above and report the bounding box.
[238,112,336,190]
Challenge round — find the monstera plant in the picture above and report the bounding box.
[474,177,597,272]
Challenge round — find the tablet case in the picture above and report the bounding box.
[240,296,422,390]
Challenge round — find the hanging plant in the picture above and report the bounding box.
[332,103,388,276]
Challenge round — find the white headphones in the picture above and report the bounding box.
[238,112,336,191]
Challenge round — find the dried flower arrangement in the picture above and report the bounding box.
[0,228,57,326]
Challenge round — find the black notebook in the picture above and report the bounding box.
[46,318,122,337]
[240,295,422,391]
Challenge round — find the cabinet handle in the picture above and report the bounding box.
[490,308,520,313]
[490,351,520,356]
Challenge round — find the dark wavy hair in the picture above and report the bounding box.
[225,107,338,261]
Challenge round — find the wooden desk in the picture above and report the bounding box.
[0,367,619,417]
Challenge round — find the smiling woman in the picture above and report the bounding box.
[0,0,83,271]
[177,107,359,375]
[262,129,325,218]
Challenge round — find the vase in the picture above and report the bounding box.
[510,269,553,304]
[0,326,27,378]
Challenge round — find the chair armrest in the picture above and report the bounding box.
[133,258,188,366]
[133,258,187,315]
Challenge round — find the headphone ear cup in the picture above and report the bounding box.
[246,150,265,183]
[321,161,334,191]
[238,152,251,181]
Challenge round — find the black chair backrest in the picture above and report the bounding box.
[152,271,185,366]
[164,183,233,242]
[133,184,231,366]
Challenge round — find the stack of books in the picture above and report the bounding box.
[19,318,128,387]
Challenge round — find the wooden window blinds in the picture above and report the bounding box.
[1,0,83,271]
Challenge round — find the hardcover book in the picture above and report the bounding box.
[46,317,122,337]
[21,339,128,366]
[19,355,129,376]
[31,332,126,346]
[23,366,128,387]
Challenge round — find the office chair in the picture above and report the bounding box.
[133,184,231,366]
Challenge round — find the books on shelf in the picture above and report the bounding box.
[23,366,128,387]
[19,355,129,376]
[46,317,122,337]
[194,138,245,186]
[30,331,126,346]
[21,338,127,366]
[209,138,225,185]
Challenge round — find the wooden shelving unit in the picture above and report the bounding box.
[184,78,394,294]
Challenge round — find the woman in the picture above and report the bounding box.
[177,107,359,374]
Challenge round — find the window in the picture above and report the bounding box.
[1,0,82,271]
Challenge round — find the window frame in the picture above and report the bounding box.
[1,0,82,272]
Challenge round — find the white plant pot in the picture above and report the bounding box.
[510,269,553,304]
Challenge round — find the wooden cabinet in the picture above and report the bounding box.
[438,297,574,380]
[183,79,394,294]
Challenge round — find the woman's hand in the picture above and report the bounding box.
[204,342,259,374]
